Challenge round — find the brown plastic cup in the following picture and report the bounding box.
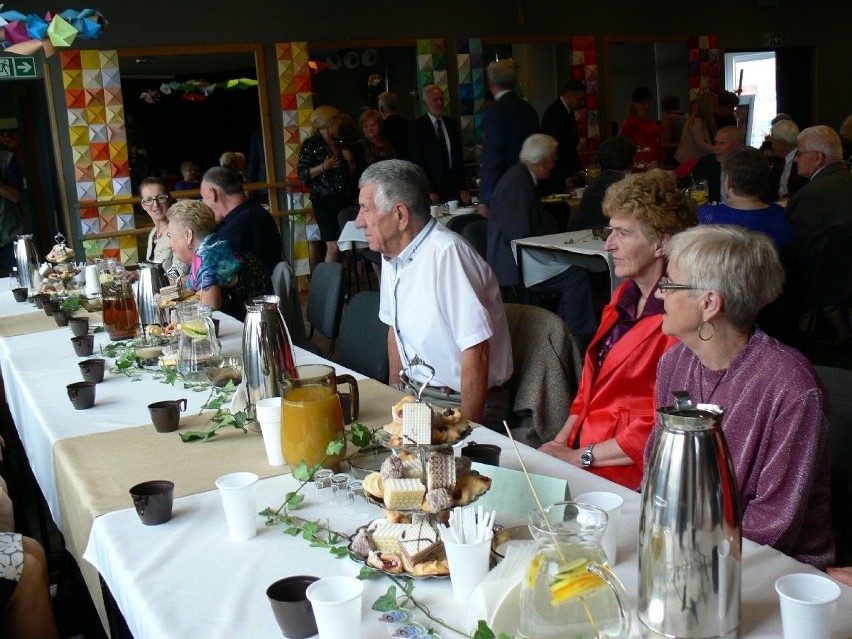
[68,316,90,337]
[67,381,96,410]
[461,441,502,467]
[53,310,70,326]
[42,299,59,316]
[12,288,28,302]
[71,334,95,357]
[148,399,188,433]
[32,293,48,309]
[267,575,320,639]
[78,358,106,383]
[129,480,175,525]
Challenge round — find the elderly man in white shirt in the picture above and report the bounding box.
[355,160,512,426]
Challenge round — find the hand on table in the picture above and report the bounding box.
[827,566,852,587]
[477,202,490,217]
[539,440,582,466]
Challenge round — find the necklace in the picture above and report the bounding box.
[699,365,728,404]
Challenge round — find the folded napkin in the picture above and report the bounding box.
[466,543,534,634]
[469,461,570,520]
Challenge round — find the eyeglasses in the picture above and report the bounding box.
[657,275,703,293]
[140,195,170,206]
[795,149,818,159]
[592,226,613,241]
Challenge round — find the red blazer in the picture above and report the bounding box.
[567,281,676,490]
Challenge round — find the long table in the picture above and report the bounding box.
[2,279,851,638]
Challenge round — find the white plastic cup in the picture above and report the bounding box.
[775,573,841,639]
[575,491,624,565]
[430,205,440,218]
[305,575,364,639]
[215,472,259,540]
[255,397,284,466]
[447,199,459,212]
[443,533,493,604]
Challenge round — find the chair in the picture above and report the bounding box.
[462,219,488,261]
[306,262,347,357]
[270,261,319,354]
[445,212,484,235]
[799,228,852,354]
[338,205,377,297]
[814,365,852,564]
[336,291,389,383]
[503,303,584,448]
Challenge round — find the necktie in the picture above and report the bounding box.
[435,118,450,168]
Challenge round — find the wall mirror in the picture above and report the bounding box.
[116,44,273,196]
[604,37,689,136]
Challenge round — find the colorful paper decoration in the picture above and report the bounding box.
[688,35,720,108]
[60,48,137,264]
[572,35,601,161]
[1,7,106,55]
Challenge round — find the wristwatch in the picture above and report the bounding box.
[580,444,595,468]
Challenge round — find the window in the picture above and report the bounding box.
[724,51,776,147]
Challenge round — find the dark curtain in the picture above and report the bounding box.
[775,47,814,128]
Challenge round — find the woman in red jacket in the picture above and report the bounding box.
[539,169,695,489]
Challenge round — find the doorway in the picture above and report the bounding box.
[0,79,64,263]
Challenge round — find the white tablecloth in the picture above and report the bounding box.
[337,212,478,252]
[0,276,47,316]
[84,427,852,639]
[513,230,625,296]
[0,308,363,531]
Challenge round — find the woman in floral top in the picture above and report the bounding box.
[166,199,270,321]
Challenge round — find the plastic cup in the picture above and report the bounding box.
[267,575,319,639]
[215,472,259,540]
[575,491,624,565]
[255,397,284,466]
[443,533,493,604]
[775,573,841,639]
[305,576,364,639]
[447,199,459,212]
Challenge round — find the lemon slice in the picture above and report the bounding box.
[527,554,543,590]
[181,318,209,339]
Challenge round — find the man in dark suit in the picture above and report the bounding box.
[540,80,586,195]
[767,119,807,201]
[407,85,470,204]
[486,134,559,289]
[787,125,852,344]
[478,59,539,216]
[378,91,409,160]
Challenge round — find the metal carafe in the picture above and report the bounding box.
[242,295,295,425]
[638,391,741,639]
[14,234,41,294]
[136,261,169,325]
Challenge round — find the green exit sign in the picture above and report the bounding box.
[0,56,37,79]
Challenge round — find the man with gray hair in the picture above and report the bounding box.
[355,159,512,425]
[378,91,409,159]
[768,119,807,200]
[478,59,539,216]
[787,125,852,344]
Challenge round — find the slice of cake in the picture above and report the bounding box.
[426,451,456,492]
[383,478,426,510]
[399,521,444,567]
[370,522,411,553]
[402,402,432,444]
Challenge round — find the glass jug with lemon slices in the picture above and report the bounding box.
[176,302,220,381]
[519,501,630,639]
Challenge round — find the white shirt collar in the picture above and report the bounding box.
[493,89,510,101]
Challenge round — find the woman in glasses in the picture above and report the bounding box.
[138,177,188,277]
[648,225,834,568]
[539,170,695,489]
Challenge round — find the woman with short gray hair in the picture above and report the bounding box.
[650,224,834,568]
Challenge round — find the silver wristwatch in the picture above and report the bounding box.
[580,444,595,468]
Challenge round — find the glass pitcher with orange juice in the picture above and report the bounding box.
[280,364,360,470]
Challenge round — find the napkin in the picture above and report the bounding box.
[466,543,534,634]
[470,462,570,520]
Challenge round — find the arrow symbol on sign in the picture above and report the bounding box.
[16,61,32,74]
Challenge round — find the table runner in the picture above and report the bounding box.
[53,378,403,562]
[0,309,102,337]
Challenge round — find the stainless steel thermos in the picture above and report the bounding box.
[638,391,742,639]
